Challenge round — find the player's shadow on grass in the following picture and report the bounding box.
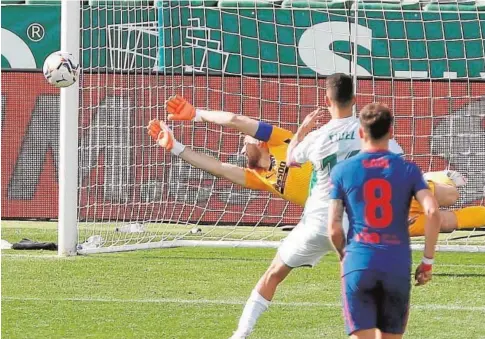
[433,273,485,278]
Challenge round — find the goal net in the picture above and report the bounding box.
[74,0,485,254]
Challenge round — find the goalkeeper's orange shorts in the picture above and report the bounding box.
[408,181,435,237]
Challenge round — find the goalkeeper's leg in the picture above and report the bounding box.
[427,170,485,231]
[440,207,485,232]
[409,207,485,236]
[231,223,331,338]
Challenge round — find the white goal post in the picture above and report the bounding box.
[58,0,80,256]
[59,0,485,256]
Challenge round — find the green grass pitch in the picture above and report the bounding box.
[2,221,485,339]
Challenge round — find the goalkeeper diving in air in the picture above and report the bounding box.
[147,96,485,238]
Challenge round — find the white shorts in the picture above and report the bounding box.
[277,222,332,268]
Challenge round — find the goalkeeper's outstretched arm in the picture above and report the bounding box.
[166,95,259,136]
[166,95,296,146]
[147,120,246,187]
[179,147,246,186]
[194,109,259,138]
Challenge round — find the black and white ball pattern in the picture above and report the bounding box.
[43,51,80,88]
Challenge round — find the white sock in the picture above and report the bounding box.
[234,290,270,337]
[170,140,186,156]
[194,109,205,122]
[445,170,467,187]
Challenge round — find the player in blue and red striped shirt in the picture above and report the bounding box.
[327,103,441,339]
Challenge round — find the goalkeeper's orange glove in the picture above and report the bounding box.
[147,120,186,155]
[166,95,197,121]
[414,257,433,286]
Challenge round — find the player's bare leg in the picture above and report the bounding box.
[255,254,292,300]
[433,182,459,207]
[350,328,378,339]
[419,171,485,233]
[380,333,403,339]
[231,255,292,339]
[439,208,485,232]
[439,210,459,232]
[423,170,469,207]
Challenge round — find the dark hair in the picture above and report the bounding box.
[326,73,354,106]
[245,143,262,169]
[359,103,393,140]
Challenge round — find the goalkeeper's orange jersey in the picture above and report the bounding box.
[243,126,312,206]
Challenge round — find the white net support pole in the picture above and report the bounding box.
[58,0,81,256]
[352,0,359,118]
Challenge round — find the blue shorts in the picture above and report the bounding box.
[341,270,410,335]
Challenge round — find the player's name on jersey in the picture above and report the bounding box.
[363,158,390,169]
[328,131,356,142]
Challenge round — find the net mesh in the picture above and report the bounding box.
[74,1,484,252]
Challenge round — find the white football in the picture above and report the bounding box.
[43,51,79,88]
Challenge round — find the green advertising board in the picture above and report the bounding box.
[1,5,60,69]
[160,6,485,79]
[2,4,484,79]
[1,5,157,70]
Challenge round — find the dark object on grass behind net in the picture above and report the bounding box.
[12,238,57,251]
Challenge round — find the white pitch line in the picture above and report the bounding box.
[431,263,485,268]
[1,254,67,259]
[2,296,484,312]
[2,254,485,269]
